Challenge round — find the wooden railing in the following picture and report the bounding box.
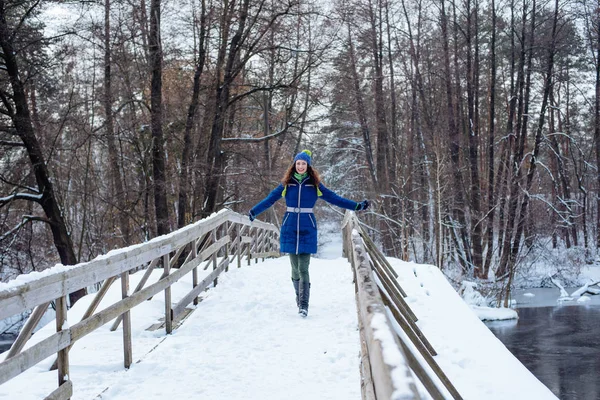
[0,209,279,400]
[342,211,463,400]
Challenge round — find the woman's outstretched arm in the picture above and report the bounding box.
[249,184,285,220]
[318,183,365,210]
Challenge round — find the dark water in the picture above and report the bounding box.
[486,305,600,400]
[0,333,17,353]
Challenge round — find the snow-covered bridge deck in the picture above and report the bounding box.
[1,253,557,399]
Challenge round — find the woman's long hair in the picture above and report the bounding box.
[281,162,322,187]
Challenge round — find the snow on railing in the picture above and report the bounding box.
[341,210,463,400]
[0,209,279,400]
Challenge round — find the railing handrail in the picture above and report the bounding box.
[0,209,280,400]
[342,211,420,399]
[0,209,277,320]
[342,210,463,400]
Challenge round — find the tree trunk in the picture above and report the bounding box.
[149,0,169,236]
[203,0,250,215]
[368,0,390,191]
[483,0,497,278]
[595,0,600,251]
[104,0,130,245]
[0,6,86,304]
[441,0,471,272]
[178,0,207,229]
[506,0,559,306]
[465,0,484,276]
[497,0,533,279]
[347,25,377,186]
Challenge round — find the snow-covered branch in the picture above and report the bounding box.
[0,192,43,207]
[0,140,25,147]
[549,275,571,300]
[0,215,50,242]
[222,124,291,143]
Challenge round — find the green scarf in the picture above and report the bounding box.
[281,172,323,197]
[293,172,308,181]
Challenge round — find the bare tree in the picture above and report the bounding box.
[0,1,85,304]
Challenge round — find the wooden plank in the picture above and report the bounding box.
[55,296,69,386]
[146,307,196,332]
[111,259,159,331]
[381,296,453,399]
[241,236,253,244]
[211,230,218,287]
[198,236,230,266]
[172,258,229,318]
[250,251,280,259]
[181,233,208,265]
[236,225,242,268]
[349,218,421,400]
[164,254,173,335]
[44,380,73,400]
[4,301,51,360]
[69,253,206,342]
[225,212,279,231]
[83,276,117,321]
[359,228,400,280]
[0,330,71,385]
[168,243,187,269]
[0,210,235,320]
[376,272,437,357]
[121,271,132,368]
[224,223,230,273]
[192,238,199,306]
[356,297,376,400]
[371,259,418,323]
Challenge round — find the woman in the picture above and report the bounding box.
[248,150,369,317]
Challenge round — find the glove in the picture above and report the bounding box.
[248,210,256,222]
[356,200,369,211]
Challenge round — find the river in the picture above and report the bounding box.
[0,333,17,353]
[485,288,600,400]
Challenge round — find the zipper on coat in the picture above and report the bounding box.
[296,179,302,254]
[282,213,290,227]
[309,214,316,228]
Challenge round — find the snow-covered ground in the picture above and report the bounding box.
[0,228,557,399]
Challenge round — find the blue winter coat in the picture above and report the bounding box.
[250,176,359,254]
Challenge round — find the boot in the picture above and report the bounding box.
[292,279,300,310]
[299,281,310,317]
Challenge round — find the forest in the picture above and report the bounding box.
[1,0,599,304]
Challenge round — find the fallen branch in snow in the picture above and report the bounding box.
[549,275,572,301]
[586,287,600,295]
[570,283,589,298]
[571,280,600,297]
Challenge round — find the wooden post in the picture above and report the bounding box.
[164,254,172,334]
[111,259,159,331]
[121,271,132,368]
[237,224,242,268]
[255,228,261,264]
[212,229,218,287]
[192,240,199,306]
[225,223,230,272]
[55,296,69,387]
[247,227,252,266]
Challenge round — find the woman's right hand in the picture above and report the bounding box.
[356,200,369,211]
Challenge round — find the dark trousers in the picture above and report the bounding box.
[289,253,311,282]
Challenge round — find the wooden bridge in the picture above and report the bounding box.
[0,209,467,399]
